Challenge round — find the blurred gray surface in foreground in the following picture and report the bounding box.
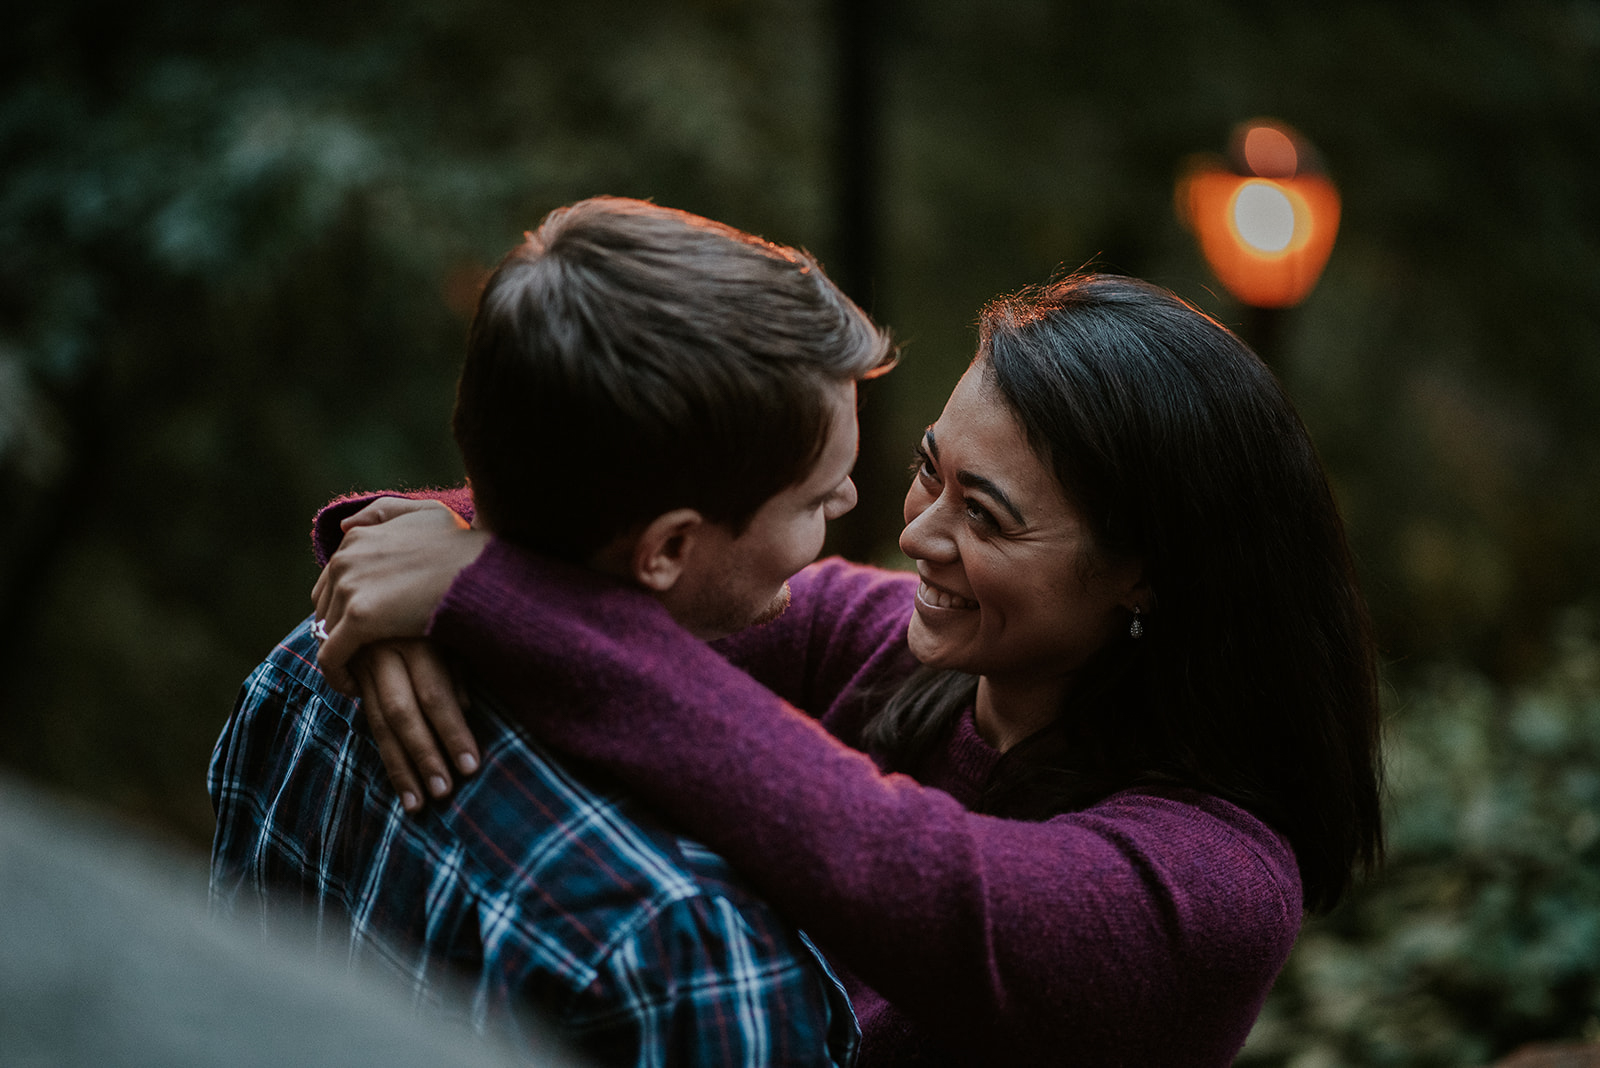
[0,773,578,1068]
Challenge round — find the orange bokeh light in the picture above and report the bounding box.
[1241,125,1298,178]
[1176,121,1340,308]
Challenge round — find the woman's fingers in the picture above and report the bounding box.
[318,620,363,696]
[399,641,481,778]
[353,641,461,810]
[312,548,361,691]
[312,499,475,679]
[341,496,454,532]
[353,645,429,813]
[313,498,440,615]
[311,509,487,687]
[311,562,329,616]
[305,498,487,811]
[314,567,363,695]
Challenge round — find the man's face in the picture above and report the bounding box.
[671,379,860,640]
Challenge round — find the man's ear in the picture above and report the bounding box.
[630,508,705,592]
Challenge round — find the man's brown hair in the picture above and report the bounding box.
[453,197,893,560]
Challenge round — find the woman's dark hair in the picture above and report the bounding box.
[864,273,1383,913]
[454,197,894,560]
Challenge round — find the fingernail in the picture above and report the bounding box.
[458,753,478,775]
[401,792,419,812]
[428,775,449,798]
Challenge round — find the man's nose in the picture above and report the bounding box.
[828,477,859,520]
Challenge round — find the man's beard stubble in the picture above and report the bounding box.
[745,581,792,629]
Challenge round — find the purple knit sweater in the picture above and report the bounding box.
[316,492,1302,1066]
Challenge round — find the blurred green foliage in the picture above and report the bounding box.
[3,0,1598,1060]
[3,0,839,839]
[1243,610,1600,1066]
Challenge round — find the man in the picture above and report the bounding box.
[209,197,894,1066]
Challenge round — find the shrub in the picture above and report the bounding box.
[1242,609,1600,1067]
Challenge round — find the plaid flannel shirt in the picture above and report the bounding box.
[208,617,858,1067]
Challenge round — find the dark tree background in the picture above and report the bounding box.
[4,1,1598,1062]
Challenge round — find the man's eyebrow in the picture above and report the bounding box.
[926,428,1026,525]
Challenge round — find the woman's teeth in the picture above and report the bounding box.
[919,581,978,611]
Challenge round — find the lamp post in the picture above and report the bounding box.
[1176,119,1340,366]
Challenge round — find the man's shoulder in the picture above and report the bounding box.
[209,617,365,823]
[495,744,857,1064]
[209,627,855,1061]
[211,624,776,945]
[214,616,361,775]
[441,695,853,1032]
[241,616,345,708]
[453,691,775,928]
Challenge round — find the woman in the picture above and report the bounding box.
[312,274,1384,1066]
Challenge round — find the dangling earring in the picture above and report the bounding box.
[1129,606,1145,639]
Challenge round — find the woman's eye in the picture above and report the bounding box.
[964,501,1000,531]
[910,446,938,482]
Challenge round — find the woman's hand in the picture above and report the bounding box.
[350,639,479,812]
[310,497,489,694]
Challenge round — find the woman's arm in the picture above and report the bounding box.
[299,496,1301,1061]
[310,500,485,685]
[310,492,920,767]
[309,492,488,807]
[427,538,1304,1064]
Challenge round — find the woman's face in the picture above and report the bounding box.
[900,363,1142,692]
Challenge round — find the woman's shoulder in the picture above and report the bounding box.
[1071,786,1303,927]
[1024,786,1300,1063]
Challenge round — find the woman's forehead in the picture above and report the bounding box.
[933,371,1074,516]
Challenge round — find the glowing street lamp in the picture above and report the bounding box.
[1176,119,1340,310]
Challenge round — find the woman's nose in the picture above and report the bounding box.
[899,491,959,564]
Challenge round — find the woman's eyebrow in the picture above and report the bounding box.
[926,428,1026,525]
[957,471,1025,525]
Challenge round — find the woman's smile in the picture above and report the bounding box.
[916,576,979,612]
[899,365,1143,689]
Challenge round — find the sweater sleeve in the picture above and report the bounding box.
[708,559,921,739]
[426,539,1304,1066]
[310,486,476,567]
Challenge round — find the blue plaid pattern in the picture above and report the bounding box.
[209,617,858,1067]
